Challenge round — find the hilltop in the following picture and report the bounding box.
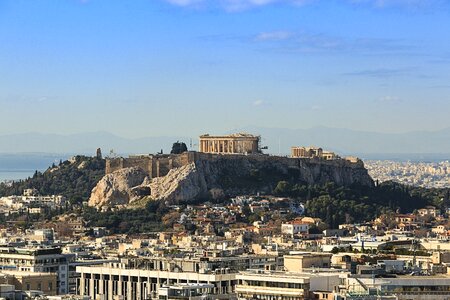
[88,152,374,209]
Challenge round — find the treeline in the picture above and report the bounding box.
[82,200,169,234]
[84,181,449,234]
[0,156,105,206]
[274,180,449,228]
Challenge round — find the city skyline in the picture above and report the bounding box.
[1,0,450,138]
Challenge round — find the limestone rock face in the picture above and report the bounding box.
[89,154,374,209]
[88,167,148,208]
[150,163,208,203]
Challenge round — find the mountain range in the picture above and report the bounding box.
[0,127,449,161]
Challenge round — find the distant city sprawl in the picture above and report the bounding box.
[366,160,450,189]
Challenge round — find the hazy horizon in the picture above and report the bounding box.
[0,126,449,156]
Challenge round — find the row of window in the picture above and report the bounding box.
[238,280,308,289]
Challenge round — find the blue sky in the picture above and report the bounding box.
[1,0,449,138]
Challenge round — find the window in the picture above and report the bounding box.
[49,282,53,291]
[37,283,42,290]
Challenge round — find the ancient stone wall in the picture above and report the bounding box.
[106,152,195,178]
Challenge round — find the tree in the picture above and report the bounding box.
[170,141,188,154]
[162,211,181,227]
[331,247,340,254]
[241,204,251,217]
[273,181,292,196]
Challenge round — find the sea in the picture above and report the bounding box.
[0,153,71,182]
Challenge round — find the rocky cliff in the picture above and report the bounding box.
[88,167,149,208]
[88,154,374,209]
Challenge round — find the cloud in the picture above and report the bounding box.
[349,0,445,9]
[162,0,315,11]
[162,0,445,11]
[165,0,205,6]
[254,31,293,42]
[378,95,401,103]
[428,53,450,64]
[253,99,268,106]
[222,0,313,11]
[343,67,413,78]
[0,95,53,105]
[252,31,412,55]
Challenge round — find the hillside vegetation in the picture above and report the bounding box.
[277,181,448,228]
[83,181,448,233]
[0,156,105,206]
[1,155,448,233]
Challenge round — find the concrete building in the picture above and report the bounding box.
[0,270,58,295]
[77,263,236,300]
[284,253,332,272]
[0,193,65,212]
[346,275,450,300]
[199,133,260,154]
[236,270,311,300]
[0,247,72,295]
[158,283,219,300]
[282,221,310,236]
[76,255,281,300]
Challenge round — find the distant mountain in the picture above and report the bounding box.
[233,126,450,158]
[0,132,189,155]
[0,127,449,160]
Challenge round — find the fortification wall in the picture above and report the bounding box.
[106,152,195,178]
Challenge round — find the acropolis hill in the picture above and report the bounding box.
[89,134,374,209]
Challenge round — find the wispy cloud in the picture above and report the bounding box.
[165,0,204,7]
[252,30,413,55]
[252,99,268,106]
[254,31,342,52]
[0,95,54,104]
[349,0,445,9]
[254,31,293,42]
[428,53,450,64]
[161,0,445,11]
[161,0,316,11]
[378,95,402,103]
[343,67,414,78]
[223,0,313,11]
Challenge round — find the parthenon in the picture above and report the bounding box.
[199,133,260,154]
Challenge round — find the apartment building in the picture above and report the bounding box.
[0,247,72,294]
[236,270,311,300]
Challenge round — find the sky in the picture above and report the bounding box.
[1,0,450,138]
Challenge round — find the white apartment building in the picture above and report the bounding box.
[0,194,65,211]
[0,247,72,295]
[281,221,309,236]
